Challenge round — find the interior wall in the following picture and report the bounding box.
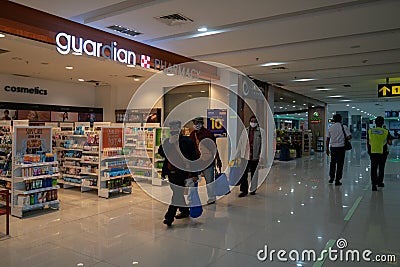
[95,85,114,122]
[0,73,96,107]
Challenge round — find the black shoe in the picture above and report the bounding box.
[163,219,172,226]
[372,185,378,191]
[378,183,384,187]
[335,181,342,186]
[329,178,334,184]
[175,213,189,219]
[238,192,248,198]
[250,191,256,195]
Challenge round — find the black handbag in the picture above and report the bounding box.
[341,124,352,150]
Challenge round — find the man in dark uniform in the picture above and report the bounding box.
[367,116,392,191]
[158,120,198,226]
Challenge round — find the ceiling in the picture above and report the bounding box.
[4,0,400,117]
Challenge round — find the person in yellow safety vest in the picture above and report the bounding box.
[367,116,392,191]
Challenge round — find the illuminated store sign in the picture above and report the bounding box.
[55,32,201,79]
[55,32,137,65]
[310,111,321,124]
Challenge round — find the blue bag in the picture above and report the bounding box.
[228,165,241,186]
[189,182,203,218]
[215,172,230,196]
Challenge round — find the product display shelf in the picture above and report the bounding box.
[61,133,100,192]
[11,126,60,218]
[124,126,169,186]
[0,123,13,192]
[98,126,132,198]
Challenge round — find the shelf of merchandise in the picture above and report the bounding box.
[11,126,60,218]
[60,133,100,192]
[124,126,168,186]
[0,122,13,192]
[98,126,132,198]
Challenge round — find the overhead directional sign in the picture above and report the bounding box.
[378,83,400,98]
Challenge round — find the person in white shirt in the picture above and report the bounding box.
[326,114,352,185]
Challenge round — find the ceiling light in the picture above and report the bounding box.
[292,78,317,82]
[167,73,174,76]
[260,62,286,67]
[127,64,135,68]
[315,88,333,91]
[197,27,208,32]
[72,52,82,56]
[303,104,306,106]
[311,105,315,108]
[328,95,343,98]
[357,108,360,111]
[0,33,6,38]
[346,104,350,107]
[200,90,206,93]
[340,99,351,102]
[292,105,296,107]
[78,78,84,82]
[279,97,283,100]
[134,78,140,81]
[279,107,283,109]
[292,100,296,103]
[352,106,355,109]
[65,66,73,70]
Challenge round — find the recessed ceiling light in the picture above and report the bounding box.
[65,66,73,70]
[311,105,315,108]
[134,78,140,81]
[303,104,306,106]
[0,33,5,38]
[352,106,355,109]
[357,108,360,111]
[200,90,206,93]
[346,104,350,106]
[328,95,343,98]
[315,88,333,91]
[279,97,283,100]
[340,99,351,102]
[292,78,317,82]
[78,78,84,82]
[127,64,135,68]
[292,100,296,103]
[72,52,82,56]
[260,62,286,67]
[167,73,174,76]
[292,105,296,107]
[197,27,208,32]
[279,107,283,109]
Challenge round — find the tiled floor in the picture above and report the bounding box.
[0,140,399,267]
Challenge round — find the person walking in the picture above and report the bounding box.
[189,117,222,205]
[158,120,198,226]
[236,115,266,197]
[326,114,352,185]
[367,116,392,191]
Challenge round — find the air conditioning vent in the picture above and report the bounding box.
[107,25,142,37]
[343,84,351,87]
[155,13,193,26]
[126,75,143,79]
[275,82,285,86]
[12,74,30,78]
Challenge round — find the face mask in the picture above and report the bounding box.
[250,122,258,128]
[194,124,202,131]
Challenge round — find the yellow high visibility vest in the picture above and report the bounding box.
[368,127,388,154]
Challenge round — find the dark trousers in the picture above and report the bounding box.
[370,153,387,186]
[329,147,346,182]
[165,173,189,222]
[239,160,259,194]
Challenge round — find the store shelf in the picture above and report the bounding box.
[15,161,58,168]
[132,175,152,180]
[131,155,151,159]
[102,174,132,181]
[0,176,12,182]
[15,173,60,181]
[80,172,98,176]
[82,151,99,154]
[63,174,82,179]
[63,148,83,151]
[63,165,83,169]
[15,186,60,195]
[101,155,133,160]
[64,157,82,161]
[80,161,100,165]
[128,166,152,170]
[19,200,60,211]
[81,184,98,189]
[65,135,86,138]
[107,186,132,193]
[61,181,81,187]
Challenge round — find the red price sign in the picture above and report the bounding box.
[102,127,123,148]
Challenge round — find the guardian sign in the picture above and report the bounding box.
[55,32,137,65]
